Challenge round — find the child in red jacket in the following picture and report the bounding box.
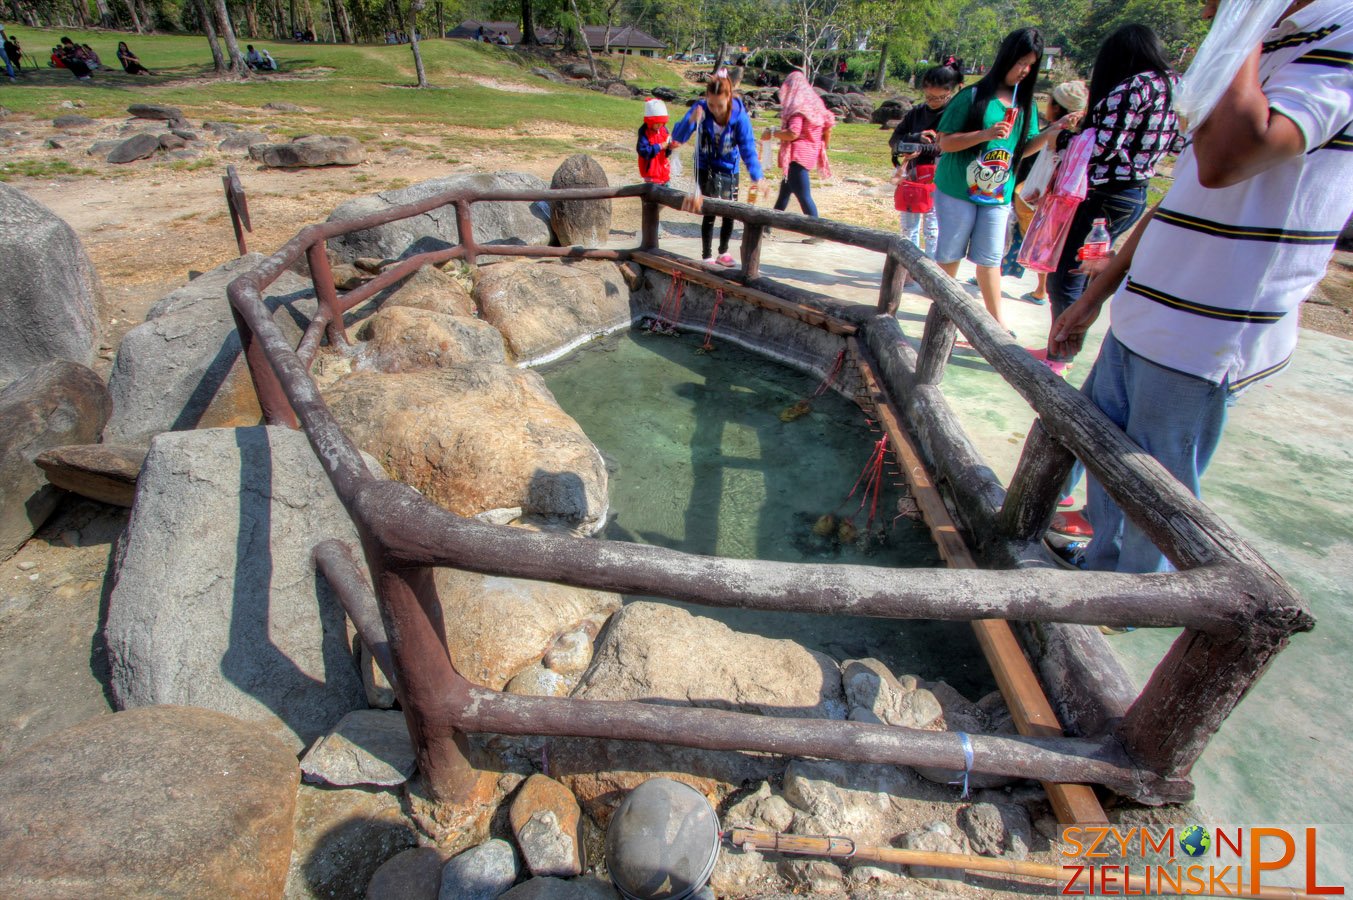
[636,98,672,184]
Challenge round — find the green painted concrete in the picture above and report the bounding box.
[649,222,1353,882]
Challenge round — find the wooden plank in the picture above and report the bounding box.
[632,250,857,336]
[849,338,1108,827]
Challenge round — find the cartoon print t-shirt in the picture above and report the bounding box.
[934,86,1040,206]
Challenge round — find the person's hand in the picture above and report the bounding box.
[896,151,918,164]
[986,120,1013,141]
[761,128,774,141]
[1055,110,1084,131]
[691,105,705,123]
[919,129,938,144]
[1048,297,1102,359]
[1071,252,1115,280]
[681,192,704,214]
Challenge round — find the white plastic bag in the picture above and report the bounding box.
[1174,0,1291,133]
[1020,147,1060,206]
[669,144,683,178]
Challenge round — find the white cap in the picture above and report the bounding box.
[644,98,668,119]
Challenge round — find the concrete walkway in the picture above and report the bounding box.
[654,218,1353,883]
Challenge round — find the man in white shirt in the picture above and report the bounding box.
[1048,0,1353,573]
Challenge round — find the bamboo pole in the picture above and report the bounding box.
[728,829,1321,900]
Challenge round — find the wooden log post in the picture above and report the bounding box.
[1116,623,1297,783]
[998,418,1078,544]
[373,560,479,804]
[454,200,478,265]
[916,303,958,385]
[877,251,905,316]
[229,304,298,429]
[741,222,764,281]
[641,197,660,250]
[306,242,349,350]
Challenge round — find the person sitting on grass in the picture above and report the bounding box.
[116,41,152,75]
[246,44,277,71]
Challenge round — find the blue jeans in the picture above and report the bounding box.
[933,189,1011,268]
[774,162,818,217]
[1080,331,1230,574]
[899,210,938,259]
[1046,184,1147,361]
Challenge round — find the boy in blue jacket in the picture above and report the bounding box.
[670,70,764,266]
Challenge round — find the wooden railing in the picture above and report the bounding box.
[227,180,1311,814]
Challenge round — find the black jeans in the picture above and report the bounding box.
[1045,183,1148,361]
[774,162,818,216]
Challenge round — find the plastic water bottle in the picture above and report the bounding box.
[1078,218,1111,261]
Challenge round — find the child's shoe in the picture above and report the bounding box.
[716,253,736,266]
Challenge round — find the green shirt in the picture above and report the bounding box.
[934,86,1039,206]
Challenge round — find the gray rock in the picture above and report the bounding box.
[505,662,577,698]
[559,63,594,79]
[782,758,928,847]
[326,172,550,262]
[548,155,611,247]
[842,658,944,730]
[518,811,579,879]
[45,137,64,149]
[218,130,270,152]
[366,847,444,900]
[355,305,507,372]
[204,120,241,133]
[531,67,565,84]
[127,103,183,121]
[107,131,161,163]
[301,709,417,787]
[500,876,618,899]
[0,183,102,386]
[0,362,110,560]
[724,783,797,834]
[52,114,96,129]
[474,259,630,363]
[171,128,198,141]
[250,134,365,167]
[604,81,634,97]
[0,707,299,899]
[264,101,305,112]
[103,253,313,446]
[650,86,679,102]
[900,822,968,889]
[957,801,1032,859]
[105,426,374,751]
[284,782,419,899]
[34,442,144,508]
[86,139,122,156]
[440,839,520,900]
[780,858,845,893]
[159,132,187,150]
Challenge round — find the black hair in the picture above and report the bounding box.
[921,64,963,90]
[1086,24,1174,125]
[963,28,1044,159]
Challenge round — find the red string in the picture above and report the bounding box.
[650,272,686,333]
[702,289,724,351]
[813,350,846,398]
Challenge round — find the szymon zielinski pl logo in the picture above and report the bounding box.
[1059,825,1344,896]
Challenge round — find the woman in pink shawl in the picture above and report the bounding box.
[763,70,835,218]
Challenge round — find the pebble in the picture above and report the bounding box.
[16,561,36,571]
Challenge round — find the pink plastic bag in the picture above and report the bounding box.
[1052,129,1096,200]
[1017,193,1079,273]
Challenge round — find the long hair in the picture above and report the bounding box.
[1086,25,1173,123]
[704,69,735,125]
[921,63,964,91]
[963,28,1043,157]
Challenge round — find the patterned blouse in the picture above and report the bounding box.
[1083,71,1180,187]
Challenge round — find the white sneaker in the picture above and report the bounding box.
[702,257,718,265]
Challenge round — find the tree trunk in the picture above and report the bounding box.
[92,0,114,27]
[243,0,259,38]
[289,0,297,37]
[332,0,353,43]
[122,0,143,33]
[409,0,428,87]
[195,0,227,72]
[70,0,87,27]
[434,0,442,39]
[874,26,891,91]
[568,0,596,79]
[135,0,152,30]
[519,0,537,45]
[213,0,250,76]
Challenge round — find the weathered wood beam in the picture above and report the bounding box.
[916,304,957,386]
[998,418,1078,545]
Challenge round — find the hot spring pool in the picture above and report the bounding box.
[540,328,995,696]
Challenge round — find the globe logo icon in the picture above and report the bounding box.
[1180,825,1212,858]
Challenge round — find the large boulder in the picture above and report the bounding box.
[474,260,630,362]
[551,602,846,822]
[384,264,477,318]
[323,365,609,530]
[105,426,373,751]
[0,183,102,388]
[326,172,551,262]
[437,569,620,691]
[0,362,110,560]
[248,134,365,168]
[103,254,314,446]
[0,706,299,900]
[285,782,419,899]
[548,154,612,247]
[356,305,507,372]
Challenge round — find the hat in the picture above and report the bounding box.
[643,98,669,120]
[1051,81,1088,112]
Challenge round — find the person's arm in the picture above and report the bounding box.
[1022,109,1082,157]
[1193,47,1306,188]
[939,122,1008,153]
[764,115,801,142]
[1047,205,1158,358]
[668,103,701,147]
[736,112,764,182]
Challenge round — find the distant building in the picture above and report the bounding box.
[448,20,666,57]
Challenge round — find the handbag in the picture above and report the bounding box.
[894,163,936,214]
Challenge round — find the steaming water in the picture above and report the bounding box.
[540,328,995,696]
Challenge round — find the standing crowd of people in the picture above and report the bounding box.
[637,0,1352,583]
